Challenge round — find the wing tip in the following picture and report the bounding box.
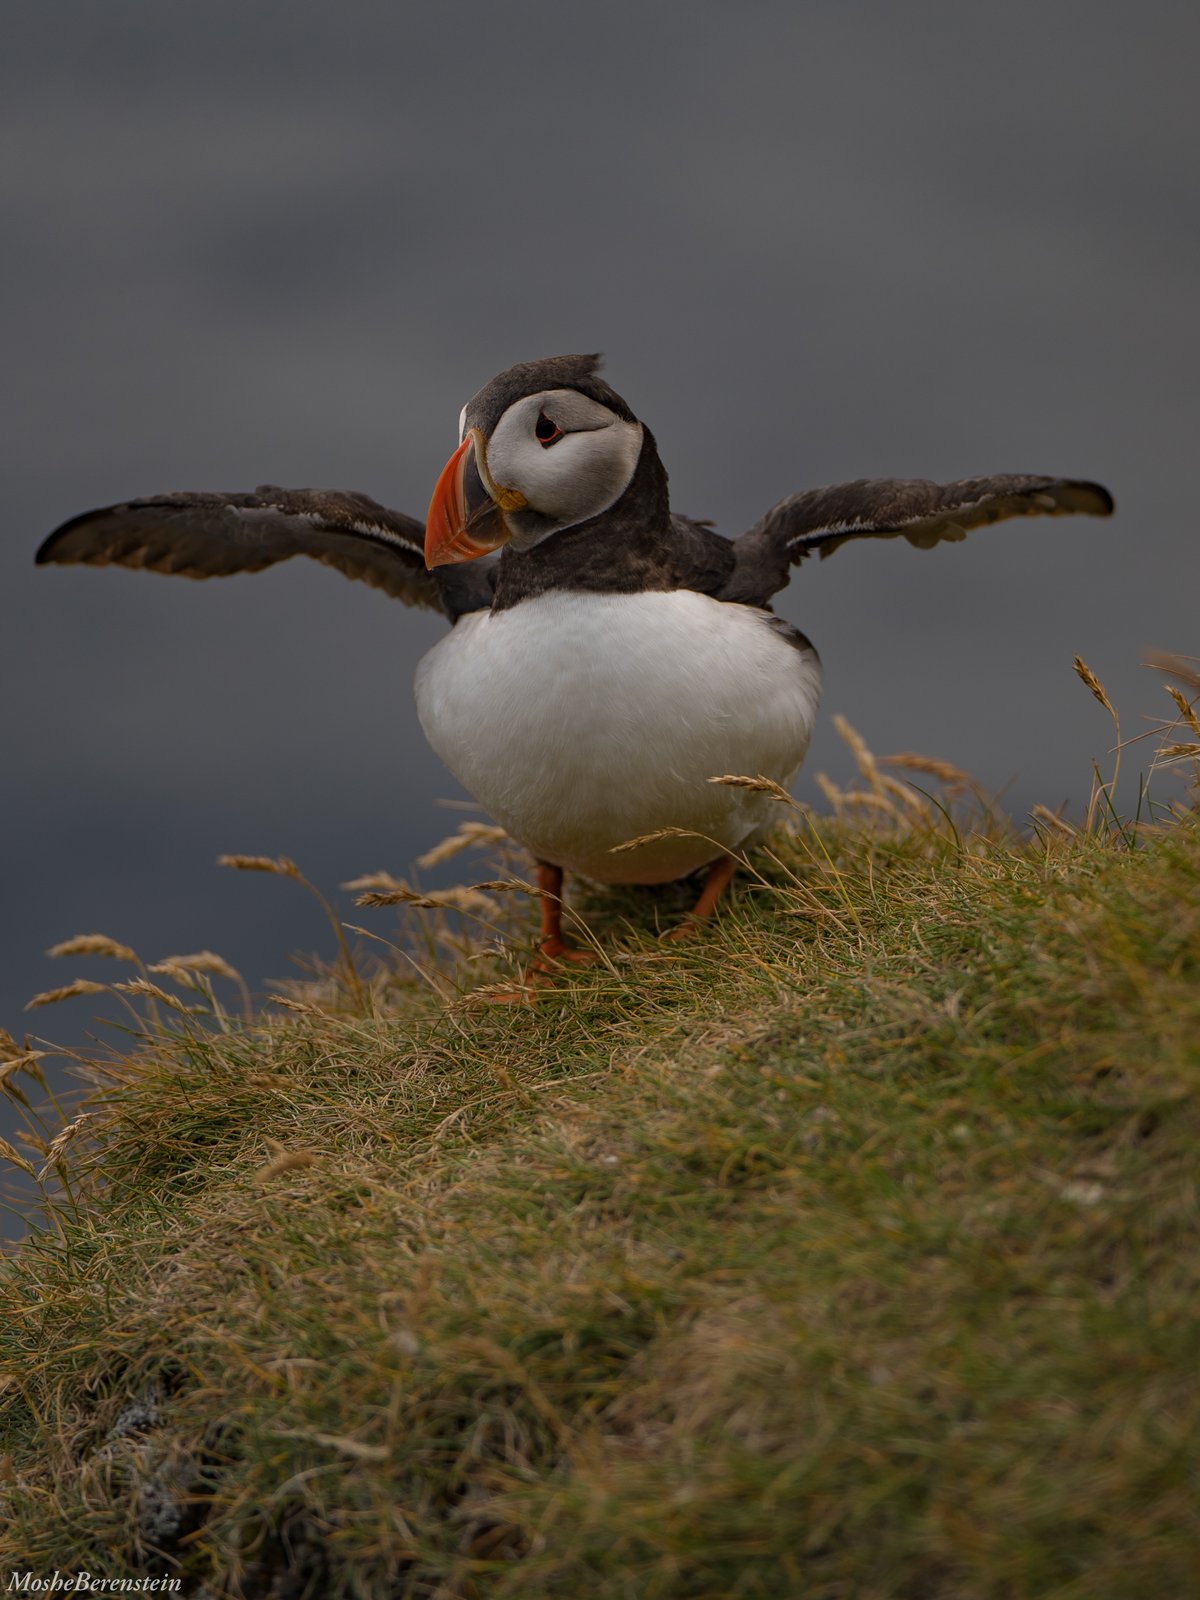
[1078,480,1115,517]
[35,503,123,567]
[35,525,76,566]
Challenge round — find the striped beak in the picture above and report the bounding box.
[424,429,516,568]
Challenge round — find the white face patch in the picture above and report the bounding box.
[457,404,468,444]
[483,389,643,545]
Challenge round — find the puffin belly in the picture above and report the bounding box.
[414,590,821,883]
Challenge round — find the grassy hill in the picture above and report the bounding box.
[2,710,1198,1598]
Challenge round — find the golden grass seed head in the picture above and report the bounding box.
[149,951,242,982]
[417,822,508,869]
[254,1149,317,1183]
[37,1113,93,1180]
[468,879,554,898]
[25,978,107,1010]
[1145,650,1200,694]
[217,854,300,877]
[1073,655,1115,715]
[112,978,196,1012]
[707,774,796,804]
[814,773,845,810]
[1165,686,1200,736]
[881,752,975,788]
[353,884,500,915]
[837,791,905,817]
[342,871,408,894]
[45,933,137,962]
[268,996,330,1016]
[609,826,704,854]
[1,1051,46,1083]
[832,714,885,791]
[1030,804,1079,838]
[0,1135,37,1177]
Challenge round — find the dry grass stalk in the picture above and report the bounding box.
[876,772,930,816]
[0,1034,46,1094]
[881,752,975,789]
[272,1428,390,1463]
[342,871,410,895]
[268,995,329,1016]
[45,934,137,963]
[1072,657,1122,834]
[149,951,242,982]
[351,879,500,914]
[610,826,703,854]
[1144,650,1200,695]
[254,1148,317,1183]
[707,774,795,804]
[25,979,107,1011]
[833,714,886,794]
[1031,804,1078,838]
[1,1057,46,1101]
[226,853,367,1012]
[416,822,508,869]
[0,1135,37,1178]
[1073,656,1115,716]
[1165,687,1200,737]
[836,791,906,817]
[38,1114,93,1180]
[418,886,501,916]
[814,773,844,810]
[217,854,300,878]
[113,978,195,1013]
[1155,743,1200,764]
[1,1049,45,1088]
[468,879,552,898]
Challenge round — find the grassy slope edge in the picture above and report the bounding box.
[1,812,1198,1599]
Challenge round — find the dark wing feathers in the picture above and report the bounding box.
[36,486,448,613]
[723,475,1113,605]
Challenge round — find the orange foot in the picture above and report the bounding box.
[534,936,600,969]
[526,861,598,969]
[663,853,738,941]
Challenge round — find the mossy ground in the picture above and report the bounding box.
[1,782,1198,1597]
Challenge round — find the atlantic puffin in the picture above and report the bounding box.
[37,354,1113,959]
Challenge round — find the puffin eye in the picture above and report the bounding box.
[535,412,563,447]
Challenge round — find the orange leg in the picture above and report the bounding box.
[665,853,738,941]
[474,861,595,1003]
[534,861,597,965]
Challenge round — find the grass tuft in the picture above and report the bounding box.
[2,678,1199,1596]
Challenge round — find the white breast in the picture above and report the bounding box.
[414,590,821,884]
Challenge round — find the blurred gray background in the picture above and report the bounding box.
[2,1,1196,1231]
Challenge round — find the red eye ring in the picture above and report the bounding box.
[535,412,563,447]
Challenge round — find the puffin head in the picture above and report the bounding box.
[424,354,646,568]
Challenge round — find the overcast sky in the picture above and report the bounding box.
[2,1,1197,1226]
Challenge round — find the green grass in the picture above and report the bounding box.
[1,775,1198,1597]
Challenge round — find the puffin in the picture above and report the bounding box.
[37,354,1113,961]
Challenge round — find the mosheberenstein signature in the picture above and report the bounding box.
[6,1578,182,1594]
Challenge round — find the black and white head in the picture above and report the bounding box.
[424,355,647,567]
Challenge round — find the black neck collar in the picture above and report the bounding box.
[491,431,677,610]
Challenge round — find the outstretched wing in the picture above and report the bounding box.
[36,485,447,612]
[723,475,1114,605]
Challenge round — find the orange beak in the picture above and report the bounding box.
[424,429,514,568]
